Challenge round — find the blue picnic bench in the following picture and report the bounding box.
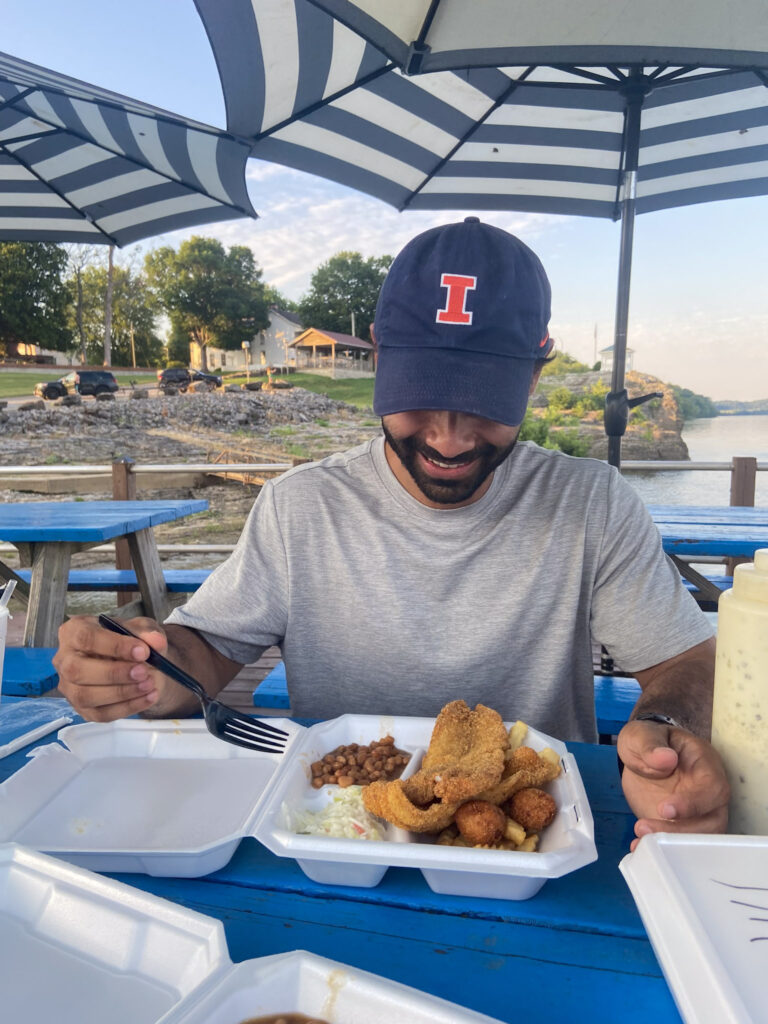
[2,647,60,697]
[14,568,212,592]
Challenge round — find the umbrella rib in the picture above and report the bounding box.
[1,89,255,221]
[415,0,442,48]
[253,62,395,141]
[401,66,537,211]
[0,137,121,245]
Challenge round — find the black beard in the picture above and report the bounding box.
[382,423,519,505]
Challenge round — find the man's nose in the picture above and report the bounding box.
[422,411,476,455]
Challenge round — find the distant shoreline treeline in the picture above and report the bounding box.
[715,398,768,415]
[716,409,768,416]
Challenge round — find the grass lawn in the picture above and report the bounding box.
[0,370,158,398]
[224,371,375,409]
[0,367,374,407]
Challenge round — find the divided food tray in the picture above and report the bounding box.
[621,833,768,1024]
[0,843,502,1023]
[0,713,596,898]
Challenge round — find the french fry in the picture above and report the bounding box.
[504,818,527,845]
[507,720,528,750]
[519,834,539,852]
[539,747,561,770]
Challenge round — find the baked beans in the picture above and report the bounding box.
[310,735,410,788]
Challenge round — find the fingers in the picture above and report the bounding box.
[632,800,729,850]
[54,615,168,721]
[617,719,679,779]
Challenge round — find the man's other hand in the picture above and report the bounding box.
[617,718,730,851]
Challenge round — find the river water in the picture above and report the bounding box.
[623,415,768,508]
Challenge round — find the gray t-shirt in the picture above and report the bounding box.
[168,437,713,741]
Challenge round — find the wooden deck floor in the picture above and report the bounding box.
[222,646,285,715]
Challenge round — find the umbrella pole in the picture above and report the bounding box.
[606,82,644,468]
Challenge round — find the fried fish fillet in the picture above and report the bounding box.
[362,701,510,832]
[363,778,461,833]
[420,700,509,803]
[474,752,561,805]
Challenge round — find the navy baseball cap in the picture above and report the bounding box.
[373,217,553,426]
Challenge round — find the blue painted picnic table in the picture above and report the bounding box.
[0,717,680,1024]
[0,500,208,647]
[649,503,768,557]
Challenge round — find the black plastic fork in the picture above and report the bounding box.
[98,614,289,753]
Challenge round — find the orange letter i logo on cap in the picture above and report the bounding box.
[436,273,477,325]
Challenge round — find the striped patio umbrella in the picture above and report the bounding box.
[0,50,256,247]
[194,0,768,465]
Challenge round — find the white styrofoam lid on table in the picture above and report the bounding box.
[0,843,229,1024]
[0,718,302,876]
[252,714,596,900]
[159,949,504,1023]
[0,844,504,1024]
[620,833,768,1024]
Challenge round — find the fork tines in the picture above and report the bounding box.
[225,713,288,752]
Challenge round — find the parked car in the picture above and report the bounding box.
[34,370,119,400]
[157,368,222,392]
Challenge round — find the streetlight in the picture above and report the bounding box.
[241,340,250,384]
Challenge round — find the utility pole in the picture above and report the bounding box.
[103,245,114,366]
[242,340,250,384]
[350,310,356,337]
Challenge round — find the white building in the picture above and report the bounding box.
[193,307,304,372]
[599,344,635,375]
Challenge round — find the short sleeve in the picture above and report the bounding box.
[166,481,289,664]
[591,471,714,672]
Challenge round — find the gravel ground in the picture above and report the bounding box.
[1,386,383,617]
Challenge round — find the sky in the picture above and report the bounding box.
[3,0,768,401]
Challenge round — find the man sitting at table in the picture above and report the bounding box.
[54,217,729,849]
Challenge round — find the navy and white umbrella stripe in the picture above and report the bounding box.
[0,51,257,246]
[196,0,768,222]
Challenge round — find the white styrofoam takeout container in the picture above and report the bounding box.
[620,833,768,1024]
[253,714,597,900]
[0,843,503,1024]
[0,713,595,897]
[0,718,302,876]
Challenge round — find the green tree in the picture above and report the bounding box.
[264,285,298,312]
[70,263,163,367]
[298,251,392,341]
[0,242,70,356]
[145,237,269,370]
[670,385,719,420]
[541,350,590,376]
[547,386,575,412]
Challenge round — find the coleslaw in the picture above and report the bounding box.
[290,785,387,840]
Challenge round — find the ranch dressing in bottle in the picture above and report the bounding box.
[711,548,768,835]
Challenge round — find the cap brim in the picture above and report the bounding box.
[373,346,536,427]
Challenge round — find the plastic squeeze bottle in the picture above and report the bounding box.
[711,548,768,835]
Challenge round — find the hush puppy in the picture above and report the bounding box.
[507,787,557,832]
[454,800,507,846]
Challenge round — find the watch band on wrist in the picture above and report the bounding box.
[634,712,683,730]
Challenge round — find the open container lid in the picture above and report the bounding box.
[620,833,768,1024]
[0,843,503,1023]
[0,718,302,876]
